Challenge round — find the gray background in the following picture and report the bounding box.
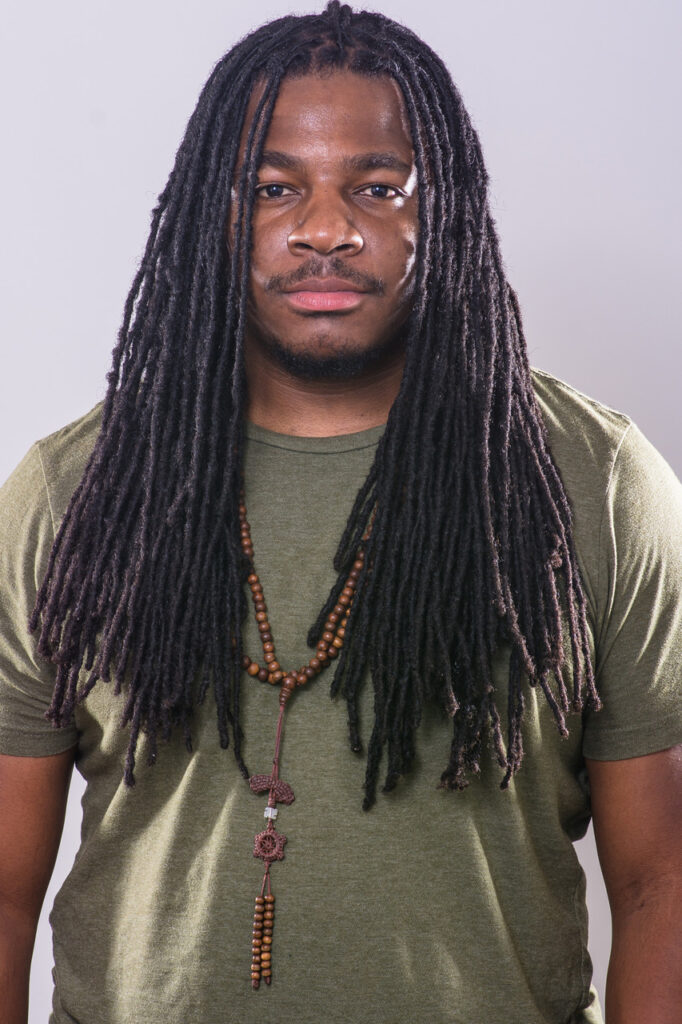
[1,1,680,1019]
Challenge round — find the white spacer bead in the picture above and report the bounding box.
[264,806,278,819]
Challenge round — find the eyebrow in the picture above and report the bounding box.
[258,149,413,175]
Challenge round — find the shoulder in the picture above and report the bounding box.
[531,368,634,555]
[0,403,101,597]
[32,404,102,527]
[530,369,682,623]
[531,367,679,520]
[531,368,633,496]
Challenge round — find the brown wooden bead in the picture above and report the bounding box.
[334,603,345,615]
[263,927,273,935]
[338,594,350,606]
[264,895,274,903]
[317,650,329,663]
[255,896,264,905]
[258,621,270,634]
[327,646,338,659]
[353,558,364,570]
[263,642,274,653]
[332,636,343,649]
[328,612,339,625]
[309,657,321,671]
[322,631,334,643]
[260,631,272,642]
[304,666,315,679]
[258,669,268,683]
[337,627,346,638]
[255,611,268,623]
[260,952,271,964]
[261,968,272,978]
[242,655,251,669]
[342,586,354,599]
[247,663,260,677]
[264,651,276,663]
[254,600,266,612]
[247,574,258,585]
[269,661,280,673]
[261,935,272,945]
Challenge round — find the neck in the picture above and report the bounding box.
[244,342,404,437]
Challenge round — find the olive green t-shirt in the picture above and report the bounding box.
[1,370,682,1024]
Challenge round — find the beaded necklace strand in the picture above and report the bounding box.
[239,497,365,990]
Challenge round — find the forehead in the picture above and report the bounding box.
[243,71,415,160]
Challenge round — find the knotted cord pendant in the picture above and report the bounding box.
[239,497,364,990]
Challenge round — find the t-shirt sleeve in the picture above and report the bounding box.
[582,423,682,759]
[0,444,79,755]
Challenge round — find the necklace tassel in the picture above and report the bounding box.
[251,870,275,989]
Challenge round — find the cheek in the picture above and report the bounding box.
[248,219,289,284]
[393,225,418,293]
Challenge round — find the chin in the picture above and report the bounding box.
[260,330,404,382]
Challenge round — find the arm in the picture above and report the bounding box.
[587,745,682,1024]
[0,749,75,1024]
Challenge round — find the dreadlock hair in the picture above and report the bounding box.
[31,0,600,807]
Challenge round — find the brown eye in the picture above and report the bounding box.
[358,183,401,199]
[256,183,292,199]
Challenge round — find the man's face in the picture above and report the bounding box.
[239,71,419,379]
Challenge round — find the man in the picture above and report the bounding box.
[1,3,681,1022]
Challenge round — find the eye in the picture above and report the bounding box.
[357,183,403,199]
[255,183,295,199]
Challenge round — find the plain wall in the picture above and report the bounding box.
[1,1,680,1020]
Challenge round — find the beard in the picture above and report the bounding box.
[253,324,406,382]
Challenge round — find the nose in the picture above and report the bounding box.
[287,194,363,257]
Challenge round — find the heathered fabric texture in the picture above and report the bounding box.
[1,370,682,1023]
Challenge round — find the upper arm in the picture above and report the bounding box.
[586,745,682,911]
[0,749,76,923]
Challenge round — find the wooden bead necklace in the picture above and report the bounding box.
[239,497,364,990]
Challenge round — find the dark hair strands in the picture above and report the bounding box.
[31,0,600,807]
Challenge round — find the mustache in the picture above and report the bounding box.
[264,256,385,295]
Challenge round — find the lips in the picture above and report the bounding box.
[282,277,368,313]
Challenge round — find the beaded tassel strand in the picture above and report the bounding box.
[251,884,275,988]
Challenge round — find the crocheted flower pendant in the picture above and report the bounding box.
[253,826,287,864]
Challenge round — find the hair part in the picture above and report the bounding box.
[31,0,599,806]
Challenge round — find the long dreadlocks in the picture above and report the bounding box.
[31,1,600,807]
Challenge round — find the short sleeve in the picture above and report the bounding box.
[0,445,79,755]
[583,424,682,759]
